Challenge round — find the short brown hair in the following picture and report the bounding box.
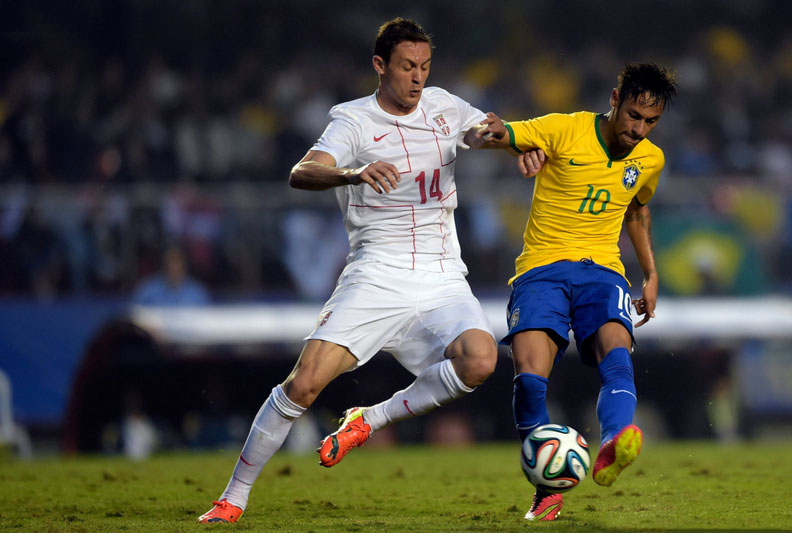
[373,18,434,64]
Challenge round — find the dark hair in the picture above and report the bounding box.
[373,18,434,64]
[617,63,677,109]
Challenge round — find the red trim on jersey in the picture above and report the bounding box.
[350,204,418,269]
[436,189,457,272]
[395,120,412,174]
[422,108,456,167]
[440,189,457,202]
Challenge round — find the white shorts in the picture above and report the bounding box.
[305,260,494,376]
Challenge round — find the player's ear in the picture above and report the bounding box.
[610,89,619,109]
[372,55,386,75]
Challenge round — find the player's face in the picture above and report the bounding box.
[610,90,664,154]
[374,41,431,115]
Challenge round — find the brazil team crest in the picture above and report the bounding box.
[432,113,451,135]
[509,308,520,330]
[621,164,641,190]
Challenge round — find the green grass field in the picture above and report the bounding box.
[2,440,790,532]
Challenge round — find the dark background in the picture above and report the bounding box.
[1,0,790,455]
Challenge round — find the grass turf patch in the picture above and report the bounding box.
[1,440,790,531]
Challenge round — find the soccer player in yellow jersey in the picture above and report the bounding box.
[470,63,677,521]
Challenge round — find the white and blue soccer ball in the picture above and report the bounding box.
[520,424,591,493]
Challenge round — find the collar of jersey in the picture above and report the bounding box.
[595,113,637,166]
[372,90,423,120]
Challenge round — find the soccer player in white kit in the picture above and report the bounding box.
[198,18,544,524]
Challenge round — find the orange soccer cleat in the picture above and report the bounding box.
[525,490,563,521]
[318,407,372,467]
[593,424,643,487]
[198,499,244,523]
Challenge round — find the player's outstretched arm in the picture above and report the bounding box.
[625,198,658,327]
[465,112,546,176]
[465,112,513,150]
[289,150,400,194]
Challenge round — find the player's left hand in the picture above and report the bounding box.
[467,112,509,148]
[517,149,546,178]
[633,275,658,327]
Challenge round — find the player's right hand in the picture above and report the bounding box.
[350,160,400,193]
[633,275,658,327]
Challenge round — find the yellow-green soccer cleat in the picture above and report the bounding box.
[198,499,244,523]
[317,407,372,467]
[592,424,643,487]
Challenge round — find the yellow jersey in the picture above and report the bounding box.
[504,111,664,283]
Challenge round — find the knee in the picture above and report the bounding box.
[282,373,323,408]
[593,322,633,363]
[454,340,497,387]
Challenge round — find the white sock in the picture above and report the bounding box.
[220,385,305,510]
[363,359,473,431]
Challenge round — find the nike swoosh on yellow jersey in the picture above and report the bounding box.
[569,158,587,166]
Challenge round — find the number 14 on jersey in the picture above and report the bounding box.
[415,169,442,204]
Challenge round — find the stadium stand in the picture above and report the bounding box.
[2,0,792,453]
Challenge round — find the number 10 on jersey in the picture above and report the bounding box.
[415,169,442,204]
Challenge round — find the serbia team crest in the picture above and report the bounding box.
[432,113,451,135]
[622,164,640,190]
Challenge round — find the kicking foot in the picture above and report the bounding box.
[593,424,643,487]
[317,407,371,467]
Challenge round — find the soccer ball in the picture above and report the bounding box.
[520,424,590,493]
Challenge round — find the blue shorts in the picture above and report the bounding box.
[501,259,634,365]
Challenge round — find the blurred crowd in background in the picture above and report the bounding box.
[2,0,791,302]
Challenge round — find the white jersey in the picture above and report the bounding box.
[312,87,486,273]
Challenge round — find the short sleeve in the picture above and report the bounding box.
[635,151,665,205]
[452,94,487,149]
[312,106,363,168]
[505,113,578,156]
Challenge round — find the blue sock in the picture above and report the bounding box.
[513,373,550,441]
[596,347,637,443]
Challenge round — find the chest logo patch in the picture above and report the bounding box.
[622,164,641,190]
[432,113,451,136]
